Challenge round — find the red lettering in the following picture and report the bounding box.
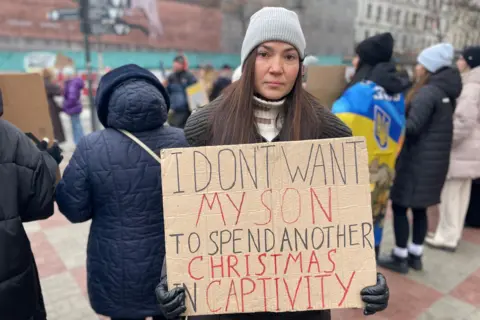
[255,253,267,276]
[196,193,226,227]
[188,256,204,280]
[206,280,222,313]
[281,188,302,224]
[258,277,271,312]
[310,187,332,223]
[307,251,321,273]
[274,277,280,311]
[326,249,337,273]
[240,278,256,312]
[256,189,273,226]
[227,255,240,278]
[272,254,282,275]
[210,256,224,278]
[304,275,313,309]
[284,252,303,274]
[283,277,303,310]
[225,279,240,312]
[315,274,332,308]
[226,192,246,225]
[335,271,356,307]
[245,254,251,276]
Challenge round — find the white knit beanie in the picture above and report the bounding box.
[417,43,454,73]
[241,7,306,66]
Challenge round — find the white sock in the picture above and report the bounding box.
[393,247,408,258]
[408,243,423,256]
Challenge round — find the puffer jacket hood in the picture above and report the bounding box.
[95,64,170,131]
[429,67,463,103]
[368,62,411,95]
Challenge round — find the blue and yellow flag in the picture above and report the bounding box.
[332,81,405,249]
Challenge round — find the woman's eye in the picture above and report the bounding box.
[257,51,269,58]
[285,54,297,61]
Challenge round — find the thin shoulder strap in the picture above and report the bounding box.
[118,129,162,164]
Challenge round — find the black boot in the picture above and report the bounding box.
[408,253,423,271]
[377,251,409,274]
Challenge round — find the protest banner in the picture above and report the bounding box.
[186,82,209,112]
[305,66,347,109]
[161,137,376,316]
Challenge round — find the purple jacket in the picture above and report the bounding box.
[63,77,84,115]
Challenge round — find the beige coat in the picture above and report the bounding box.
[448,67,480,179]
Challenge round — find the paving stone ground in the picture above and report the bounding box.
[27,112,480,319]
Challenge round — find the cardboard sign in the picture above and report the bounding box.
[186,82,209,112]
[161,137,376,316]
[306,66,347,109]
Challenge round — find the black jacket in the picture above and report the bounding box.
[0,119,57,320]
[390,67,463,208]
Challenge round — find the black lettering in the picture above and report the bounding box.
[346,140,363,184]
[170,233,184,254]
[329,143,347,184]
[310,144,327,185]
[172,152,185,194]
[362,222,373,249]
[349,224,359,247]
[282,144,314,183]
[232,229,243,254]
[184,282,198,312]
[294,228,308,251]
[220,230,232,255]
[248,229,261,253]
[218,148,237,191]
[188,232,201,254]
[265,228,275,253]
[260,145,275,188]
[208,231,219,255]
[324,226,334,248]
[337,224,346,248]
[280,227,293,252]
[239,149,258,189]
[311,227,324,250]
[194,151,212,192]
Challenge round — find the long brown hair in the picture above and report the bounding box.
[405,72,430,110]
[209,50,321,145]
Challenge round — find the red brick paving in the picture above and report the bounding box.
[71,266,88,296]
[462,227,480,245]
[451,267,480,307]
[29,231,67,278]
[38,210,70,230]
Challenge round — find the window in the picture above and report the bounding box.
[376,5,383,22]
[365,29,370,39]
[424,16,430,30]
[387,7,392,21]
[412,13,418,28]
[404,11,410,27]
[367,3,372,19]
[396,9,401,24]
[402,34,408,50]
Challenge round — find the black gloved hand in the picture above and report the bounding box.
[46,143,63,164]
[361,273,389,316]
[155,277,186,319]
[36,139,49,151]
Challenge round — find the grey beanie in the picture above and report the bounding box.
[241,7,306,66]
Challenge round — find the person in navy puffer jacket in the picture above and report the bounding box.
[55,64,188,320]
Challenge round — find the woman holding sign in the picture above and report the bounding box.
[156,7,389,320]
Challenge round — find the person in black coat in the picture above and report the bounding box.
[378,43,463,274]
[0,105,63,319]
[209,64,232,101]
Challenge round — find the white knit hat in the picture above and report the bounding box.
[417,43,454,73]
[241,7,306,66]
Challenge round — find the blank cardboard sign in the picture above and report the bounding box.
[306,65,347,109]
[160,137,376,316]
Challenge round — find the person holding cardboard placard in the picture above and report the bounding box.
[379,43,462,274]
[156,7,390,320]
[55,65,189,320]
[332,33,410,259]
[0,107,63,319]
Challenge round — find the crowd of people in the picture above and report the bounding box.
[1,4,479,320]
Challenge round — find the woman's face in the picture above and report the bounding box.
[254,41,300,100]
[352,55,360,70]
[415,64,427,80]
[456,56,469,73]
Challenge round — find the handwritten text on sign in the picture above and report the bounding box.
[161,137,376,316]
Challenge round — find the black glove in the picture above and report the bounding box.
[361,273,389,316]
[155,277,186,319]
[36,139,49,151]
[46,143,64,164]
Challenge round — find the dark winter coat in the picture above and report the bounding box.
[390,67,463,208]
[55,65,188,318]
[0,119,57,320]
[44,77,66,143]
[161,97,352,320]
[166,70,197,112]
[62,77,84,115]
[209,76,232,102]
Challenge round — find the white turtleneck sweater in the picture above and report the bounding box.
[253,96,285,142]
